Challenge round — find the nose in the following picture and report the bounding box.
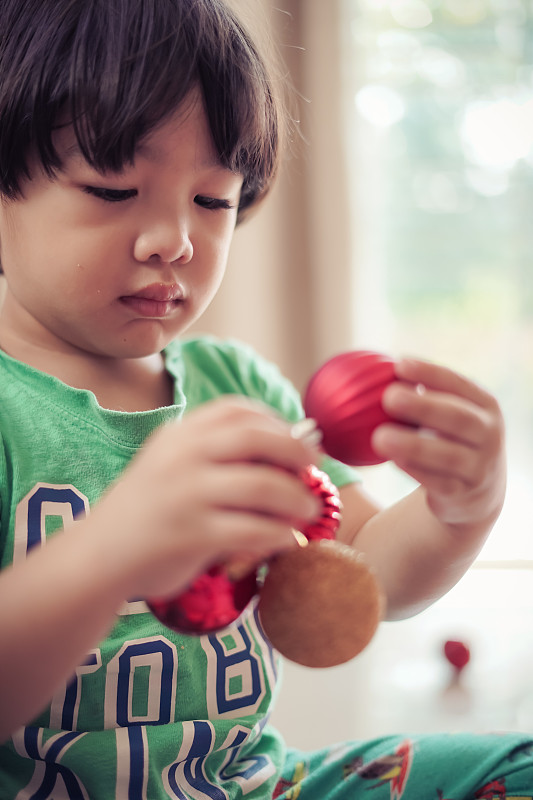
[134,218,193,265]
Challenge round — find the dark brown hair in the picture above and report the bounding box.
[0,0,285,221]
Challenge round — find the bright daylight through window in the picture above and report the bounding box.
[342,0,533,561]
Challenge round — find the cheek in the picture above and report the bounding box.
[198,220,235,274]
[196,259,226,305]
[209,233,234,284]
[0,203,64,278]
[190,243,230,314]
[0,207,23,270]
[215,216,237,263]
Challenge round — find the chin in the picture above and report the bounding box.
[75,336,163,360]
[110,340,169,359]
[118,320,192,358]
[105,324,188,359]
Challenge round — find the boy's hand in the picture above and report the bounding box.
[93,397,321,599]
[371,358,506,531]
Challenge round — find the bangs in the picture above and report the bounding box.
[0,0,282,218]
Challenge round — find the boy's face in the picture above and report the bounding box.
[0,94,243,360]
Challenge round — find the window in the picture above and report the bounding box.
[341,0,533,561]
[271,2,533,744]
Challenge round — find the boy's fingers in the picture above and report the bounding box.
[372,423,480,485]
[381,382,493,448]
[204,424,318,474]
[202,464,321,523]
[394,358,499,411]
[213,512,300,556]
[165,397,318,472]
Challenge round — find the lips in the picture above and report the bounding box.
[120,283,185,318]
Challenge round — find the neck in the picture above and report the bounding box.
[0,287,175,411]
[5,338,172,412]
[0,329,173,415]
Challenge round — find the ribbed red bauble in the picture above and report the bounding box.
[303,350,397,466]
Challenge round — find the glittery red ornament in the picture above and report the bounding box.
[301,464,342,542]
[147,566,258,635]
[147,465,342,635]
[303,350,398,466]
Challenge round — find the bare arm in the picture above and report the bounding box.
[0,397,320,741]
[336,357,506,619]
[0,519,134,742]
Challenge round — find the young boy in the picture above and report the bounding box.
[0,0,531,798]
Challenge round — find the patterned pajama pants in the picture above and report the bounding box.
[275,732,533,799]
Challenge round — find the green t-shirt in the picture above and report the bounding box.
[0,336,357,799]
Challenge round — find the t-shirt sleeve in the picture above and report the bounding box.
[177,336,360,489]
[0,435,6,559]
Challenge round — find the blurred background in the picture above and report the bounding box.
[192,0,533,749]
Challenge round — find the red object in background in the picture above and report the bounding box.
[443,639,471,673]
[303,350,398,466]
[147,465,342,635]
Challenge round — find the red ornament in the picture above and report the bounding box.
[300,464,342,541]
[147,465,342,635]
[443,639,471,673]
[303,350,398,466]
[147,567,258,635]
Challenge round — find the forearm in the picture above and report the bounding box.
[0,401,321,741]
[343,485,498,620]
[0,519,133,742]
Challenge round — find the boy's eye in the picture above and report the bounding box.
[83,186,138,203]
[194,195,234,211]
